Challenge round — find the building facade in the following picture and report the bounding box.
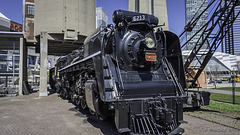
[23,0,96,96]
[182,50,240,80]
[128,0,169,30]
[96,7,108,28]
[0,12,22,94]
[0,13,10,31]
[23,0,35,42]
[185,0,208,50]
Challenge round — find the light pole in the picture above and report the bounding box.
[231,68,236,104]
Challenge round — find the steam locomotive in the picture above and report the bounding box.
[49,10,187,134]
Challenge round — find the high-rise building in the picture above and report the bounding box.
[128,0,169,30]
[222,4,240,56]
[185,0,208,50]
[233,6,240,55]
[96,7,108,28]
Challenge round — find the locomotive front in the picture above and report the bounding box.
[100,10,187,134]
[112,11,160,71]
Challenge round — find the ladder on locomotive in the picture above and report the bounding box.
[179,0,240,87]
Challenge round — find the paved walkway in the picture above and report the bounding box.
[189,81,240,96]
[207,81,240,88]
[188,88,240,96]
[0,92,119,135]
[181,115,240,135]
[0,92,239,135]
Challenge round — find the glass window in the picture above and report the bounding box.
[27,4,34,15]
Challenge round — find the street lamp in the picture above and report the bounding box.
[231,68,236,104]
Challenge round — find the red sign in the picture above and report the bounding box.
[10,22,22,32]
[145,52,157,62]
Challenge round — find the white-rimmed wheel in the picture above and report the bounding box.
[62,91,67,99]
[89,109,95,115]
[80,99,87,110]
[76,98,81,106]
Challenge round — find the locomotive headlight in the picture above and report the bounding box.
[145,37,155,48]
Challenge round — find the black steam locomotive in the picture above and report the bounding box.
[49,10,187,134]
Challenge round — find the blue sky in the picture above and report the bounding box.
[0,0,185,35]
[96,0,185,35]
[0,0,22,23]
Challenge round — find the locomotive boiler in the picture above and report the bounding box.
[49,10,187,134]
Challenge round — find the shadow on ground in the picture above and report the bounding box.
[56,93,123,135]
[234,117,240,120]
[48,89,57,95]
[184,107,220,113]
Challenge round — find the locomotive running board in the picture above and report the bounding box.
[59,51,101,72]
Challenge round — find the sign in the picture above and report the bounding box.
[132,15,146,22]
[10,21,22,32]
[145,52,157,62]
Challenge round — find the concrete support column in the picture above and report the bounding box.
[39,31,48,97]
[19,38,27,96]
[23,40,28,82]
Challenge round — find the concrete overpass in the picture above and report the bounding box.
[21,0,96,96]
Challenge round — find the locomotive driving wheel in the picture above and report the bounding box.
[80,99,87,110]
[76,98,80,106]
[65,92,70,100]
[71,93,75,104]
[61,90,67,99]
[89,109,95,115]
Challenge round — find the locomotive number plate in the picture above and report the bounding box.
[132,15,146,22]
[145,52,157,61]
